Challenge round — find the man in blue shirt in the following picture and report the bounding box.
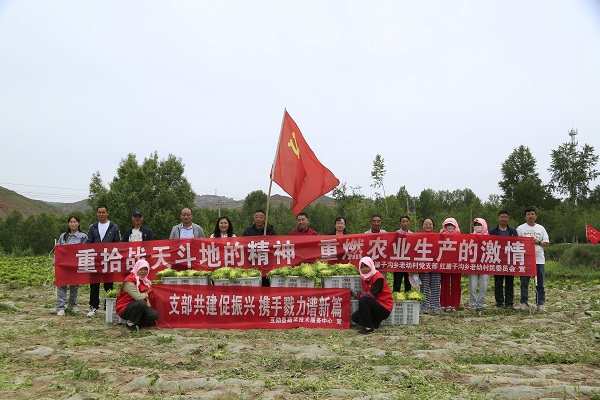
[169,208,205,239]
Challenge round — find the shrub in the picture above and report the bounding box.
[559,244,600,268]
[544,243,571,261]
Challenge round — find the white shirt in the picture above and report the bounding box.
[129,228,143,242]
[517,223,549,264]
[98,221,110,241]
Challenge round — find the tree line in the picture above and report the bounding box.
[1,135,599,256]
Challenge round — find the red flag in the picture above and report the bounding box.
[271,111,339,215]
[586,224,600,245]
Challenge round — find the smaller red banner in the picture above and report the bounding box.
[586,224,600,245]
[149,285,350,330]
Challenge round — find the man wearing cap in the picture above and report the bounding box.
[123,209,155,242]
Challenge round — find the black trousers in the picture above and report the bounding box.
[351,297,391,329]
[393,272,411,292]
[89,282,114,309]
[494,275,514,306]
[120,300,159,327]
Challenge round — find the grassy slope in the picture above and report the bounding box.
[0,186,61,218]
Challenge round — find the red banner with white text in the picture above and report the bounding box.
[54,233,536,286]
[149,285,350,329]
[586,224,600,245]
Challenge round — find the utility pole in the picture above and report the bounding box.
[215,189,223,217]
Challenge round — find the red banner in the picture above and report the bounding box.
[586,224,600,245]
[149,285,350,329]
[54,233,536,285]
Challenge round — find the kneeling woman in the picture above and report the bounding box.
[116,259,159,331]
[351,256,394,334]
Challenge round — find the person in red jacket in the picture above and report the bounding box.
[116,259,158,331]
[350,256,394,334]
[440,218,462,312]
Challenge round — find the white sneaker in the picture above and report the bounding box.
[72,306,80,313]
[514,303,529,310]
[87,307,97,317]
[57,310,65,316]
[537,305,547,312]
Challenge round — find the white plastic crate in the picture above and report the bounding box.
[178,277,210,285]
[269,276,285,287]
[269,276,316,288]
[381,301,420,325]
[212,277,261,286]
[161,277,182,284]
[322,275,362,290]
[105,298,126,324]
[350,299,359,325]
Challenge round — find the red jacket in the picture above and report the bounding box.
[361,271,394,312]
[116,273,150,316]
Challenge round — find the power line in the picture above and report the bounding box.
[0,182,88,192]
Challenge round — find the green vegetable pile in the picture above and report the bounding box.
[268,261,359,280]
[267,263,318,280]
[211,267,261,282]
[393,289,425,302]
[316,262,359,277]
[155,268,212,278]
[104,288,120,298]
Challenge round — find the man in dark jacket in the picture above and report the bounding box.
[242,210,277,236]
[488,209,518,308]
[123,209,155,242]
[242,209,276,286]
[86,205,121,317]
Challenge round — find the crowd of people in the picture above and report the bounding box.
[55,205,549,334]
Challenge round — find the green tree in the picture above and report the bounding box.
[370,154,388,214]
[242,190,268,221]
[20,213,61,254]
[88,152,196,239]
[498,145,553,212]
[582,185,600,209]
[417,189,439,221]
[0,210,24,253]
[548,141,599,206]
[332,183,371,232]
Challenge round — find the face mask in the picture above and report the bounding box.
[474,226,483,233]
[445,225,455,233]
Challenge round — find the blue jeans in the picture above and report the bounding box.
[519,264,545,306]
[57,285,79,311]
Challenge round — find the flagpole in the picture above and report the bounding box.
[265,108,287,235]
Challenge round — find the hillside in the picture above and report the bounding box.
[46,199,91,214]
[194,194,335,210]
[0,186,336,217]
[0,186,62,218]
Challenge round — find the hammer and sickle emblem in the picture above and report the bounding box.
[288,132,300,159]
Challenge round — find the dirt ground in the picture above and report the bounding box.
[1,282,600,400]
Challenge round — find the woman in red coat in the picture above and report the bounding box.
[440,218,462,312]
[350,256,394,334]
[116,259,158,331]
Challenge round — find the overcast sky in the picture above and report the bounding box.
[1,1,599,206]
